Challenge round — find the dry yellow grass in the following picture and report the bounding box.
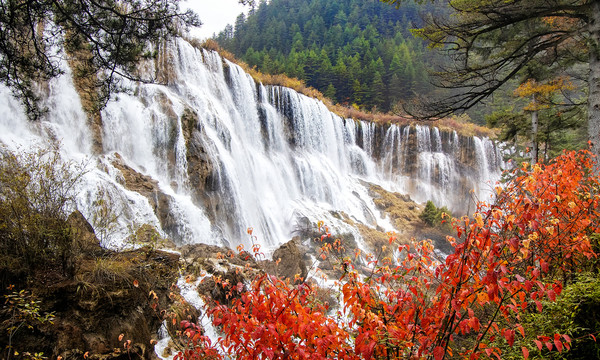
[433,114,498,138]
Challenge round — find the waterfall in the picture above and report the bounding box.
[0,37,504,253]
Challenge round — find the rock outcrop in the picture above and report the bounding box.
[262,237,309,283]
[180,107,216,205]
[0,212,180,360]
[110,153,182,242]
[68,210,103,255]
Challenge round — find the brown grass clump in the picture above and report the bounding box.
[356,223,395,252]
[368,183,423,231]
[330,104,414,126]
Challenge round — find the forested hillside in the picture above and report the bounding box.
[215,0,440,111]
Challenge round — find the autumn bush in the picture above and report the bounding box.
[0,145,86,277]
[176,149,599,360]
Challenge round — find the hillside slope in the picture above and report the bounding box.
[215,0,444,112]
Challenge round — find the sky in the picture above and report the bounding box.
[182,0,250,40]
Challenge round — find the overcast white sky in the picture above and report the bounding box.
[182,0,250,40]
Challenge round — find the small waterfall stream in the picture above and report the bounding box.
[0,38,504,253]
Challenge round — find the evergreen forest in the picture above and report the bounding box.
[215,0,441,112]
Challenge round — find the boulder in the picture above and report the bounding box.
[68,210,102,255]
[263,237,308,283]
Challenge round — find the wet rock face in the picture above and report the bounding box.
[111,153,158,196]
[180,108,216,202]
[153,92,180,179]
[66,42,104,155]
[104,101,216,240]
[155,41,177,86]
[179,107,245,237]
[89,114,104,155]
[110,153,181,242]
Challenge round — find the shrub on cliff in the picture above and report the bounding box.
[419,200,450,229]
[0,145,86,276]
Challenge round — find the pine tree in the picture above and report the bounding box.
[370,71,387,110]
[381,0,600,159]
[0,0,199,119]
[324,83,337,100]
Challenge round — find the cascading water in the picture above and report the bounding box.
[375,124,503,211]
[0,37,504,253]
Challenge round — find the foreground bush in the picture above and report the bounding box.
[178,150,600,359]
[0,145,86,275]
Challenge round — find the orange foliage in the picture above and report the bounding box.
[210,276,355,359]
[178,150,599,359]
[514,77,574,111]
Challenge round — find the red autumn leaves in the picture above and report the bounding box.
[177,150,599,359]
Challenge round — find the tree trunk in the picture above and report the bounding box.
[588,0,600,163]
[544,120,551,162]
[531,96,539,165]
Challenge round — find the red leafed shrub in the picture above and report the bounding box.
[210,275,356,359]
[177,150,599,359]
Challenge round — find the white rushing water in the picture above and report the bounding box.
[0,37,504,253]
